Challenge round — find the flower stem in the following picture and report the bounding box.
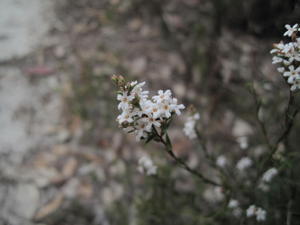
[152,127,221,186]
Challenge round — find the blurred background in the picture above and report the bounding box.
[0,0,300,224]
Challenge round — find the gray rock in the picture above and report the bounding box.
[0,0,55,61]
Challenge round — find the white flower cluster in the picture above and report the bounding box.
[246,205,266,222]
[228,199,239,208]
[271,24,300,91]
[183,113,200,139]
[138,156,157,176]
[216,155,227,168]
[258,167,278,192]
[115,79,185,141]
[204,187,224,203]
[236,157,252,171]
[228,199,242,217]
[262,167,278,183]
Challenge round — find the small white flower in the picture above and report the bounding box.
[183,113,200,139]
[117,110,134,124]
[262,168,278,183]
[283,65,300,83]
[143,102,161,119]
[272,56,283,64]
[203,186,224,203]
[131,81,149,99]
[282,42,295,54]
[291,78,300,91]
[144,116,161,131]
[246,205,256,217]
[183,120,197,139]
[284,24,298,37]
[152,90,172,103]
[236,157,252,171]
[237,136,248,149]
[138,156,157,176]
[117,92,134,110]
[228,199,239,208]
[159,102,172,118]
[170,98,185,115]
[246,205,266,222]
[277,67,285,73]
[283,58,293,66]
[134,120,149,141]
[130,81,138,86]
[256,208,266,222]
[216,155,227,168]
[140,99,153,112]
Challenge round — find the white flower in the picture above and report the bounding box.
[284,24,298,37]
[131,81,149,99]
[116,79,184,142]
[170,98,185,115]
[147,103,161,119]
[256,208,266,222]
[159,101,172,118]
[272,56,283,64]
[144,116,161,130]
[277,67,285,73]
[138,156,157,176]
[283,42,295,54]
[183,113,200,139]
[291,78,300,91]
[271,24,300,92]
[237,136,248,149]
[236,157,252,171]
[134,119,149,141]
[283,65,300,84]
[183,121,197,139]
[228,199,239,208]
[216,155,227,168]
[117,92,134,110]
[152,90,172,103]
[262,168,278,183]
[246,205,267,222]
[117,110,134,124]
[246,205,256,217]
[283,58,293,66]
[140,99,153,112]
[203,186,224,203]
[130,81,138,86]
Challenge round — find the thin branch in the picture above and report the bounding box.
[261,91,299,170]
[251,86,272,149]
[152,127,221,186]
[195,128,229,180]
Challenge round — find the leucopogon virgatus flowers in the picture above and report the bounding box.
[138,155,157,176]
[112,75,185,141]
[271,23,300,91]
[246,205,267,222]
[183,112,200,139]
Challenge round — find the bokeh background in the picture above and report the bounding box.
[0,0,300,224]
